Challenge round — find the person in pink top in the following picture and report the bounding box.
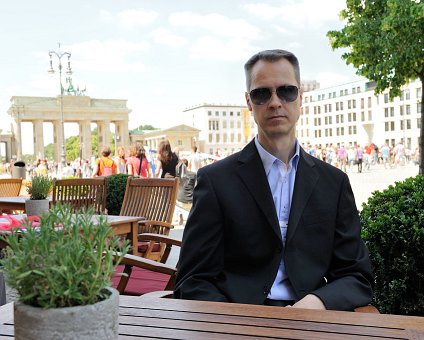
[126,143,151,177]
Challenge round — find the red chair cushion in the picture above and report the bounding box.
[137,241,161,254]
[111,265,170,295]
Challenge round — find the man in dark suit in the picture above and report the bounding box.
[174,49,373,311]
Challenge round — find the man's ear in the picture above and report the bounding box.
[245,92,253,112]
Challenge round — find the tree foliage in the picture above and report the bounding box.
[327,0,424,174]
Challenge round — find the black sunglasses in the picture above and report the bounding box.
[248,85,299,105]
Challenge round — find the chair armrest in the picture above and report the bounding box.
[354,305,380,313]
[138,233,182,247]
[138,220,174,229]
[122,253,177,276]
[141,290,174,299]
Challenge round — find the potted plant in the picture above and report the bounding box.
[25,175,54,216]
[0,204,129,339]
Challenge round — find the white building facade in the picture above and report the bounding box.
[298,79,422,150]
[183,104,258,155]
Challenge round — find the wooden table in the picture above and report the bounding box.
[1,295,423,339]
[0,196,51,212]
[100,215,141,256]
[0,214,141,257]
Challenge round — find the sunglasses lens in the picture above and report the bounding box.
[249,88,272,105]
[250,85,298,105]
[276,85,298,102]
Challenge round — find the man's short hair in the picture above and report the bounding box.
[244,49,301,90]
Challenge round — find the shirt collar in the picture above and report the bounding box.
[254,136,300,175]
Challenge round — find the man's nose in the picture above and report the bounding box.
[268,91,282,108]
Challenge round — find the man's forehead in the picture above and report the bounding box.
[250,59,297,85]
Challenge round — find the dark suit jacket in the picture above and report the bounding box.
[174,140,373,311]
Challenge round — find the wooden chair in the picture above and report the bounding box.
[52,178,107,214]
[119,177,179,258]
[113,233,181,295]
[0,178,23,197]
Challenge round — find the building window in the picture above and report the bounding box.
[368,97,372,107]
[223,120,227,128]
[368,110,372,120]
[237,111,241,116]
[385,108,389,117]
[215,111,219,116]
[361,111,365,121]
[400,106,404,116]
[348,100,351,110]
[230,111,234,116]
[405,90,410,100]
[417,88,422,98]
[361,98,365,109]
[230,134,234,142]
[222,111,226,116]
[230,121,234,129]
[407,119,411,129]
[406,105,411,115]
[216,134,220,143]
[384,93,389,103]
[352,100,356,109]
[223,134,227,143]
[340,102,344,110]
[208,111,212,116]
[390,107,394,117]
[209,133,213,142]
[237,121,241,128]
[418,103,422,113]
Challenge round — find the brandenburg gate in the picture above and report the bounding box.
[7,95,131,161]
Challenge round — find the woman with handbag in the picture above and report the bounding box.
[126,143,151,178]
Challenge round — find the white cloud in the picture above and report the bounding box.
[169,12,261,40]
[244,0,346,29]
[150,28,187,48]
[99,9,114,22]
[189,36,256,62]
[118,8,159,27]
[62,40,150,73]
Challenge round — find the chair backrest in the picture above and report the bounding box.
[119,177,178,225]
[0,178,23,197]
[52,178,107,214]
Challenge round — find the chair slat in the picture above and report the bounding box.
[52,178,107,214]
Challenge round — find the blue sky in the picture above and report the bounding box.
[0,0,362,154]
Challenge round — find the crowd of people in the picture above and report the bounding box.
[301,141,420,173]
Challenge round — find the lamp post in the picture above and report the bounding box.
[48,43,72,169]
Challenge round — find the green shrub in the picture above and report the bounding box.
[106,174,130,215]
[360,175,424,315]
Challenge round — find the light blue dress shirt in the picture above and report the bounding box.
[254,136,300,300]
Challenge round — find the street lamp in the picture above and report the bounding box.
[48,43,72,169]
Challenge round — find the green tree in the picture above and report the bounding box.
[327,0,424,174]
[133,124,156,131]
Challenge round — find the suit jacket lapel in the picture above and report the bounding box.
[287,148,319,243]
[236,140,282,243]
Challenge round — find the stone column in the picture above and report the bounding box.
[78,120,92,160]
[53,120,63,163]
[33,120,44,159]
[97,120,110,152]
[11,118,22,160]
[116,121,129,149]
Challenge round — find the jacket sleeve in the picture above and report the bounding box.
[174,168,228,302]
[311,174,373,310]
